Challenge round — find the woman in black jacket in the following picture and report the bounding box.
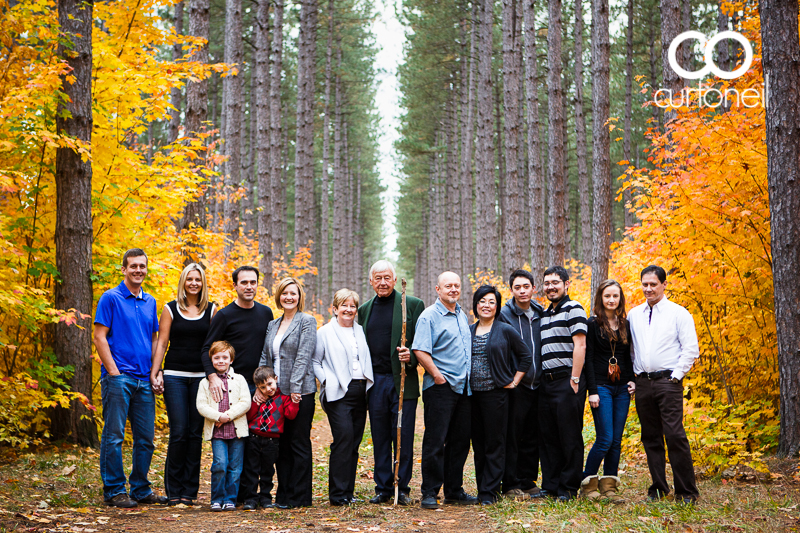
[469,285,532,504]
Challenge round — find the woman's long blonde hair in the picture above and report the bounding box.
[176,263,209,313]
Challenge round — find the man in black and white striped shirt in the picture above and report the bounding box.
[533,266,587,501]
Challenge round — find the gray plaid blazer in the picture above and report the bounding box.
[259,312,318,395]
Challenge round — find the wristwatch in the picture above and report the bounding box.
[570,375,580,384]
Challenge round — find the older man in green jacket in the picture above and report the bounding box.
[358,260,425,506]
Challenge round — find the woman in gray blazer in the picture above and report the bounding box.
[313,288,373,506]
[259,277,317,509]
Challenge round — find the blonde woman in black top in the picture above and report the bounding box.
[151,263,217,506]
[580,279,634,503]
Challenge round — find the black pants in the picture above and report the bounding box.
[503,385,540,492]
[471,388,509,502]
[237,383,257,504]
[275,392,316,507]
[538,373,585,498]
[635,376,699,499]
[324,380,368,502]
[242,435,279,503]
[368,373,417,496]
[420,383,472,499]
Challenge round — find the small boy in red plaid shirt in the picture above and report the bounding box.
[242,366,299,509]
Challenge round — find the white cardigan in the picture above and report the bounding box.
[313,319,373,404]
[196,368,251,440]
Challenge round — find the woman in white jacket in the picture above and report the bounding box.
[314,288,374,506]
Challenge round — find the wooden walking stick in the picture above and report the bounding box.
[394,279,407,505]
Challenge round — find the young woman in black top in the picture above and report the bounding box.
[580,279,635,502]
[151,263,216,506]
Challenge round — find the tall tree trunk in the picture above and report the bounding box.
[524,0,545,279]
[681,0,691,69]
[759,0,800,456]
[475,0,496,272]
[354,149,364,294]
[622,0,634,228]
[502,0,523,272]
[294,0,319,252]
[52,0,98,447]
[590,0,611,302]
[256,0,273,288]
[647,9,662,129]
[495,73,505,272]
[574,0,590,262]
[223,0,243,251]
[547,0,566,265]
[318,0,334,302]
[332,61,346,291]
[270,0,285,263]
[459,5,477,307]
[244,50,257,236]
[429,137,445,298]
[170,1,184,144]
[344,122,354,288]
[179,0,209,235]
[660,0,682,123]
[446,93,462,273]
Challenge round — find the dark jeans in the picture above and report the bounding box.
[471,388,509,502]
[635,376,699,499]
[583,383,631,477]
[162,374,204,500]
[538,373,585,498]
[368,373,417,496]
[237,383,257,504]
[420,383,471,499]
[210,438,245,505]
[503,385,540,492]
[100,374,156,501]
[324,380,368,502]
[275,392,316,507]
[242,435,279,503]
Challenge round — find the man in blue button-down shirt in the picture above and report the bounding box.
[412,271,477,509]
[93,249,166,508]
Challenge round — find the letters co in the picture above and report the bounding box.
[668,31,753,80]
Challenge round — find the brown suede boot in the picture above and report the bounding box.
[579,475,600,500]
[598,476,624,504]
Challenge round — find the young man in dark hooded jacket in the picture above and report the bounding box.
[497,269,544,498]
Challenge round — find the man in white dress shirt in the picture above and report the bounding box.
[629,265,700,503]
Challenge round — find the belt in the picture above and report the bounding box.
[636,370,672,380]
[542,368,571,381]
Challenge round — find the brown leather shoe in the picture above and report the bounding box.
[135,493,169,505]
[105,494,138,508]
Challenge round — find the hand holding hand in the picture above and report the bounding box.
[397,346,411,363]
[627,381,636,395]
[291,393,302,404]
[588,394,600,408]
[150,371,164,395]
[208,373,223,403]
[218,413,231,424]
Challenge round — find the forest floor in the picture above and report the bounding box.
[1,403,799,532]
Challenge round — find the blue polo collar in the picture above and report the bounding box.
[117,281,146,300]
[434,298,461,316]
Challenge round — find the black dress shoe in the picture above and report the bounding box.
[135,493,169,505]
[370,493,392,504]
[275,503,293,509]
[676,495,697,505]
[348,497,363,504]
[557,494,575,502]
[480,499,495,506]
[105,494,138,508]
[443,491,479,505]
[242,500,258,510]
[397,493,411,506]
[531,489,554,499]
[330,499,351,507]
[420,496,440,509]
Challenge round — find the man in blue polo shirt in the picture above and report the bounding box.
[412,271,477,510]
[93,248,167,508]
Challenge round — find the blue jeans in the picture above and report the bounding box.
[100,373,156,501]
[162,374,204,500]
[211,438,245,505]
[583,384,631,477]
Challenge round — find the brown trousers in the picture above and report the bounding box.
[634,377,699,499]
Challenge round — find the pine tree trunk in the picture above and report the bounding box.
[590,0,611,302]
[294,0,319,252]
[502,0,523,272]
[244,50,257,236]
[332,62,346,291]
[547,0,566,265]
[660,0,681,123]
[647,9,662,129]
[681,0,691,68]
[180,0,209,233]
[354,150,364,295]
[759,0,800,456]
[319,0,334,303]
[429,138,446,297]
[170,1,184,144]
[256,0,273,288]
[223,0,243,250]
[494,74,505,271]
[623,0,634,228]
[52,0,98,447]
[475,0,496,272]
[270,0,285,262]
[460,5,477,307]
[574,0,590,262]
[446,94,462,273]
[524,0,546,279]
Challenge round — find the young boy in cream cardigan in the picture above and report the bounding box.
[196,341,251,511]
